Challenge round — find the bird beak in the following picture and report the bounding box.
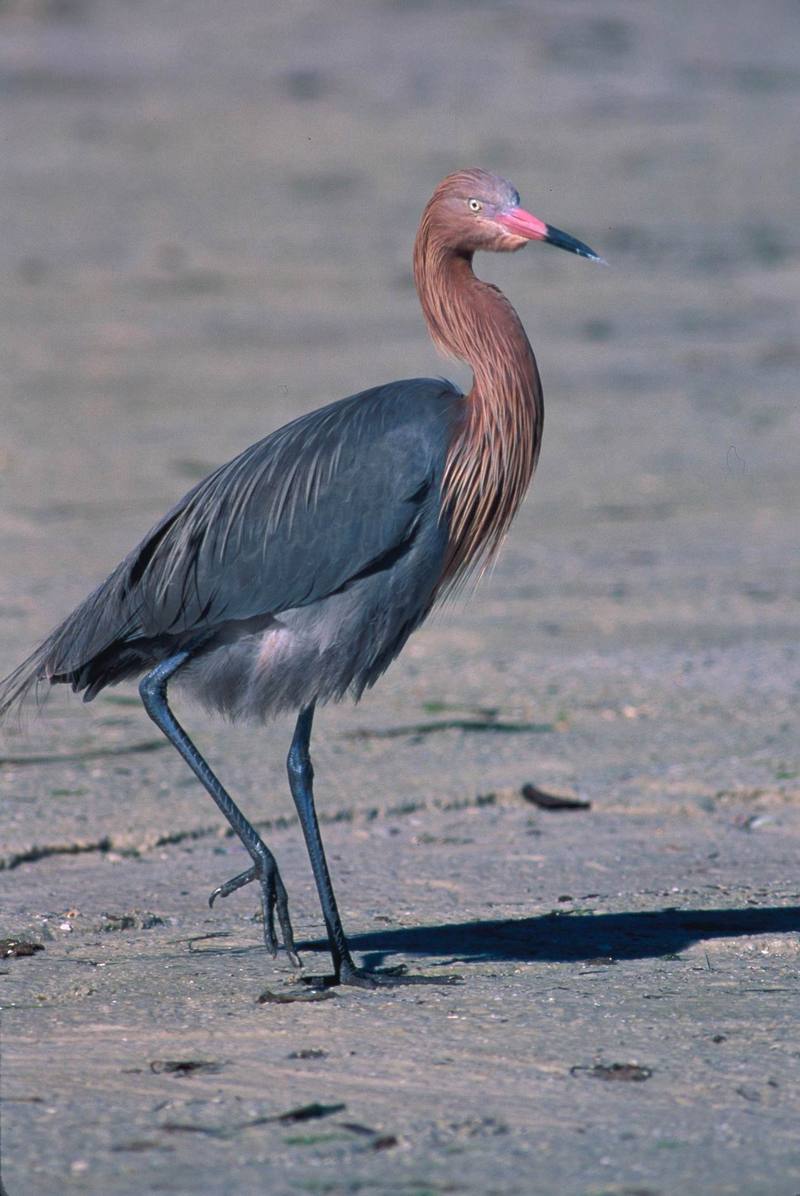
[497,207,605,264]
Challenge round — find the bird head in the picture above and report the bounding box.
[427,168,604,262]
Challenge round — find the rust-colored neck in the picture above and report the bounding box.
[413,218,543,590]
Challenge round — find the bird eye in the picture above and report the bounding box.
[468,198,482,213]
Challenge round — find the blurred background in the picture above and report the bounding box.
[1,0,798,854]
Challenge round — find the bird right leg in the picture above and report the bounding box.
[139,652,300,966]
[287,704,460,989]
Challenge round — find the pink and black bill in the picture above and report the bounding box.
[497,206,605,264]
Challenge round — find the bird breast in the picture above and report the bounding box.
[177,518,448,723]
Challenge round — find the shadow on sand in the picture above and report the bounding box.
[303,906,800,970]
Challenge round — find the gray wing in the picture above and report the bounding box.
[0,378,460,709]
[128,378,459,636]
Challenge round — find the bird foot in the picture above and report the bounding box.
[300,961,462,990]
[209,858,301,967]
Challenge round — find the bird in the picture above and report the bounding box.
[0,169,602,989]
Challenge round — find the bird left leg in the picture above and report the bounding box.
[139,652,300,966]
[287,704,460,989]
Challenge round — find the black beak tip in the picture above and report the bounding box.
[544,223,606,265]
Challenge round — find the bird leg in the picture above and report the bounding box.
[287,704,460,989]
[139,652,300,966]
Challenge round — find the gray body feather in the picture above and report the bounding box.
[1,378,462,722]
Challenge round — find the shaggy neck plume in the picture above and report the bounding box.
[413,211,543,591]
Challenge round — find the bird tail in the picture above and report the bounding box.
[0,637,59,723]
[0,570,146,723]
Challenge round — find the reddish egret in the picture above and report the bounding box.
[1,170,602,988]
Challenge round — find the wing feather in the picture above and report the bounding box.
[0,378,460,712]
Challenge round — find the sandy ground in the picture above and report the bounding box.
[1,2,799,1193]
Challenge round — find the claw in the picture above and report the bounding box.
[207,857,300,965]
[272,872,300,966]
[208,865,256,908]
[300,962,463,990]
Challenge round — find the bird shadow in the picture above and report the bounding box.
[304,906,800,969]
